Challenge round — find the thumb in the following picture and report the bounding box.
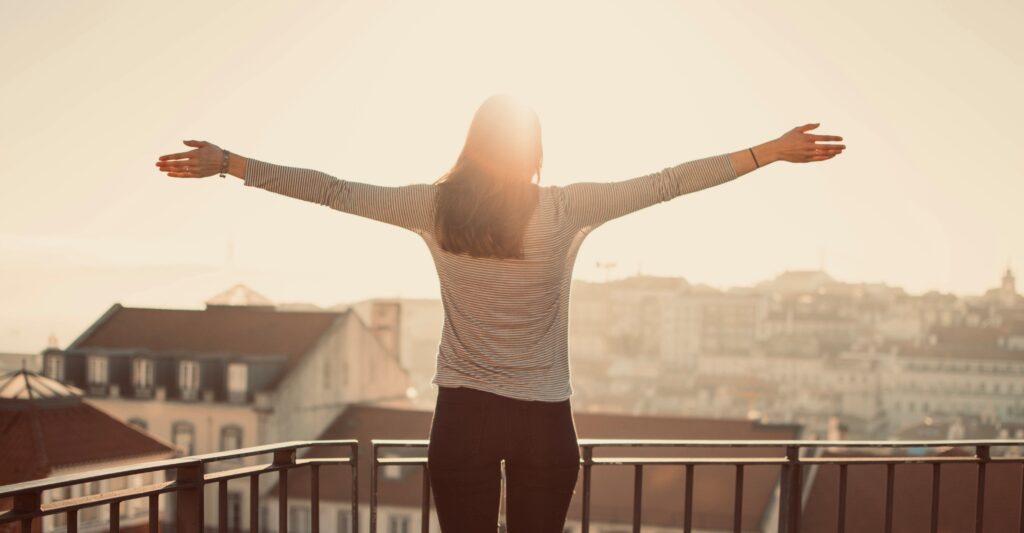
[796,123,820,132]
[183,140,208,147]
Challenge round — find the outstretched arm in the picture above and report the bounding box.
[558,123,845,232]
[156,141,436,234]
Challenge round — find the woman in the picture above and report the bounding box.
[156,94,844,531]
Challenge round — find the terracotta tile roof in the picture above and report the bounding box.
[0,371,175,486]
[272,403,800,528]
[68,304,345,364]
[802,449,1023,533]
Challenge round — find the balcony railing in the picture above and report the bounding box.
[0,440,357,533]
[1,439,1022,533]
[373,439,1024,533]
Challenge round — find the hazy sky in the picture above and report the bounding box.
[1,0,1022,352]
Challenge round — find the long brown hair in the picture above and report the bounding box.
[434,94,543,259]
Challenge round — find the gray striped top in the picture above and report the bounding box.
[243,153,739,402]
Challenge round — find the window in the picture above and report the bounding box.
[387,514,410,533]
[289,505,311,533]
[228,492,243,532]
[133,358,153,390]
[227,362,248,401]
[172,421,196,455]
[179,361,200,399]
[44,354,64,382]
[336,509,351,533]
[87,355,108,385]
[221,425,243,451]
[128,418,148,431]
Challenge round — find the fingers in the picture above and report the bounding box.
[806,134,843,141]
[806,143,845,151]
[156,160,196,169]
[158,150,197,161]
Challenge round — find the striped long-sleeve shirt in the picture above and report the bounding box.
[243,153,739,402]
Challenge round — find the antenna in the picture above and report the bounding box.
[595,261,617,283]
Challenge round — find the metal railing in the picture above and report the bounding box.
[0,440,357,533]
[3,438,1022,533]
[372,438,1024,533]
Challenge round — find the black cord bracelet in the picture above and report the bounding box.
[749,147,760,168]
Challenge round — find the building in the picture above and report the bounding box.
[39,287,412,530]
[344,298,444,408]
[0,353,42,374]
[0,369,176,533]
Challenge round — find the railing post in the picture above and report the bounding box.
[789,447,803,533]
[351,443,360,533]
[632,465,643,533]
[421,464,431,533]
[733,464,744,533]
[249,474,260,533]
[683,464,694,533]
[110,501,120,532]
[274,449,296,533]
[838,464,848,533]
[581,446,593,533]
[311,464,320,533]
[976,445,990,533]
[370,442,379,533]
[778,445,801,533]
[13,490,40,533]
[175,462,205,533]
[885,463,895,533]
[778,449,791,533]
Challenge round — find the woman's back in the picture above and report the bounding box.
[426,185,585,400]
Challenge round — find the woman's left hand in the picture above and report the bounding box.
[156,140,225,178]
[771,124,845,164]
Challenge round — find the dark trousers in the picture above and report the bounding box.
[427,385,581,532]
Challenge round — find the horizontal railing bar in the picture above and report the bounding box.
[300,458,353,466]
[203,458,351,484]
[186,439,356,463]
[372,438,1024,449]
[374,455,1024,468]
[0,480,178,524]
[377,458,431,466]
[594,458,788,466]
[801,456,1014,466]
[0,440,357,498]
[577,439,1024,448]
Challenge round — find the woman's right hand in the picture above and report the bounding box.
[156,140,226,178]
[770,123,845,163]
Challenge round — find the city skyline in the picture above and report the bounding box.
[1,259,1017,355]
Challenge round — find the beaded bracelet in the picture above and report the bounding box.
[748,147,760,168]
[219,149,231,178]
